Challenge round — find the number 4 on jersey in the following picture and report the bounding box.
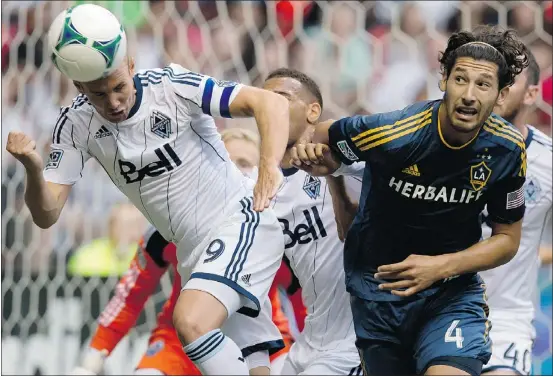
[445,320,464,349]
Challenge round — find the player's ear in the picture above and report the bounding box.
[438,77,446,92]
[127,56,135,76]
[523,84,539,107]
[307,102,321,125]
[496,86,509,106]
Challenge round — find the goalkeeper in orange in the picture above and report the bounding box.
[72,228,293,376]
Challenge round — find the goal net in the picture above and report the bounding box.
[2,1,552,375]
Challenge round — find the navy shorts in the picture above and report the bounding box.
[352,274,492,375]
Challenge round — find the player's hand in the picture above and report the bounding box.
[72,348,108,375]
[5,131,43,170]
[253,158,283,212]
[290,143,341,176]
[374,254,448,297]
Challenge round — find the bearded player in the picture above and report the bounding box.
[291,25,528,375]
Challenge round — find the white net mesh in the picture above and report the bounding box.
[1,1,552,375]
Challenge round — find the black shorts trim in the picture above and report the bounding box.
[423,356,483,376]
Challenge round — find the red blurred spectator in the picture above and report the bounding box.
[275,1,314,39]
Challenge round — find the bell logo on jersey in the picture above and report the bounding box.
[279,206,327,249]
[118,143,182,184]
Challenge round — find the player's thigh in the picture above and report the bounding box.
[136,332,201,376]
[183,205,284,319]
[482,330,533,376]
[223,298,285,359]
[416,276,491,375]
[350,296,416,375]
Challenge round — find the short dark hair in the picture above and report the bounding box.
[439,25,529,90]
[525,48,540,86]
[265,68,323,109]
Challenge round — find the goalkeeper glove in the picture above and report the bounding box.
[71,348,108,375]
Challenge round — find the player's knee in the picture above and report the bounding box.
[173,289,228,344]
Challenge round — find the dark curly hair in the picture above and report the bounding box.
[266,68,323,110]
[439,25,529,90]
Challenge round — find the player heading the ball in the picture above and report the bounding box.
[6,3,291,376]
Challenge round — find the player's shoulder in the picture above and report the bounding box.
[135,63,204,93]
[528,124,552,154]
[60,93,94,125]
[481,113,525,154]
[397,99,439,121]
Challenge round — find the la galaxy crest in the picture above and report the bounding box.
[303,175,321,199]
[150,110,171,138]
[469,161,492,191]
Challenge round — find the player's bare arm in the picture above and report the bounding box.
[5,131,71,229]
[290,120,342,176]
[326,176,358,241]
[539,245,553,265]
[229,86,290,211]
[376,220,522,297]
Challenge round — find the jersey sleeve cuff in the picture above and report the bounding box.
[328,120,361,165]
[486,209,525,225]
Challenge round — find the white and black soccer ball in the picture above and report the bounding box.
[47,4,127,82]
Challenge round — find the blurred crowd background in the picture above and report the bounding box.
[1,1,552,375]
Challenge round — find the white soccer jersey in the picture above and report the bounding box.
[480,125,552,328]
[43,63,254,254]
[271,167,360,351]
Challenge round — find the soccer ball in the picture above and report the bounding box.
[47,4,127,82]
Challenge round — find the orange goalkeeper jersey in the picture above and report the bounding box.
[89,230,293,355]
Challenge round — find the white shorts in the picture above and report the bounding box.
[483,316,534,375]
[280,338,362,375]
[179,197,284,318]
[223,298,285,358]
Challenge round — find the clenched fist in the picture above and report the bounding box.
[5,131,43,170]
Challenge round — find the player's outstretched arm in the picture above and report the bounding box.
[290,120,344,176]
[5,131,71,229]
[229,86,290,211]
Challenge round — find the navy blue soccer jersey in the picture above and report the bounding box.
[328,100,527,301]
